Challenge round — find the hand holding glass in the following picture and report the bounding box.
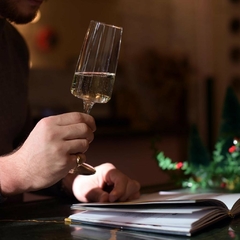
[70,20,123,174]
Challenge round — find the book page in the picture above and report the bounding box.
[74,206,213,214]
[69,208,223,236]
[138,192,240,210]
[197,194,240,210]
[72,192,240,210]
[70,210,196,227]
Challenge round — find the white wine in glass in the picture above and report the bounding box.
[71,20,123,114]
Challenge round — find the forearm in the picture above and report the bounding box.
[0,153,77,200]
[0,153,29,197]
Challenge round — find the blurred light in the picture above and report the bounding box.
[31,10,41,23]
[233,139,238,145]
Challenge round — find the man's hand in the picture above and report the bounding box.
[0,112,96,195]
[72,163,141,202]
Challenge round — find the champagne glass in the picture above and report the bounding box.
[71,20,123,114]
[70,20,123,175]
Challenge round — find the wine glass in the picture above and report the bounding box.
[71,20,123,114]
[70,20,123,175]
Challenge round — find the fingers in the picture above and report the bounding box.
[66,139,90,154]
[94,163,141,203]
[63,123,95,143]
[37,112,96,154]
[108,178,141,202]
[55,112,95,143]
[55,112,96,132]
[77,175,140,203]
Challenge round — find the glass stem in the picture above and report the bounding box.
[83,101,94,114]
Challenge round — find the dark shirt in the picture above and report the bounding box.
[0,19,32,202]
[0,19,31,155]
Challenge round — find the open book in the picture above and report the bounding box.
[66,191,240,236]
